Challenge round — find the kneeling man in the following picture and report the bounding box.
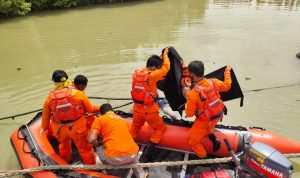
[88,103,147,178]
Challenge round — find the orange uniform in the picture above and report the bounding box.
[70,82,95,129]
[130,54,170,144]
[42,89,100,164]
[91,111,139,158]
[185,69,231,158]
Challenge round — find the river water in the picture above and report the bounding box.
[0,0,299,177]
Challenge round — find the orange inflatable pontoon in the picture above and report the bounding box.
[10,112,300,178]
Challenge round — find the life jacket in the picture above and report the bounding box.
[131,69,157,105]
[193,79,224,121]
[49,88,84,123]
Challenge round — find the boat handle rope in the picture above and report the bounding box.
[85,101,133,118]
[16,130,32,154]
[0,99,134,121]
[25,125,44,166]
[1,82,300,121]
[0,153,300,178]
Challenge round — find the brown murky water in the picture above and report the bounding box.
[0,0,299,177]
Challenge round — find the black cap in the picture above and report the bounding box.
[52,70,68,82]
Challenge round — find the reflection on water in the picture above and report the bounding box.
[212,0,299,10]
[0,0,300,176]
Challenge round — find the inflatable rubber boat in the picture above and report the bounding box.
[10,111,300,178]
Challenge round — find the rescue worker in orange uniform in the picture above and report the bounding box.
[40,70,100,164]
[130,48,170,159]
[184,61,232,158]
[88,103,148,178]
[72,74,88,91]
[71,74,95,129]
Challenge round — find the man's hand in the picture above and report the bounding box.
[225,64,232,71]
[182,86,191,99]
[163,47,169,59]
[88,130,101,147]
[163,47,169,55]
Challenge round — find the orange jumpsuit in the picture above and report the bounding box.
[130,54,170,144]
[91,112,146,178]
[70,82,95,129]
[42,89,100,164]
[185,69,231,158]
[91,111,139,158]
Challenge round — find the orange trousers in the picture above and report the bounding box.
[130,111,166,144]
[188,118,220,158]
[51,117,95,164]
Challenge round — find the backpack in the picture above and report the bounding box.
[131,69,156,105]
[194,79,224,120]
[49,88,84,122]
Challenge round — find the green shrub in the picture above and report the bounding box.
[52,0,80,8]
[29,0,51,11]
[0,0,31,16]
[1,0,128,17]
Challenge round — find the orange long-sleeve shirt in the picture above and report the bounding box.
[133,54,170,113]
[41,89,100,130]
[91,111,139,158]
[185,69,232,118]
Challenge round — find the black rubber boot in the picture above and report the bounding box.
[140,141,157,162]
[208,134,221,152]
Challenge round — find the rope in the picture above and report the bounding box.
[88,96,132,100]
[243,82,300,92]
[85,102,133,118]
[283,153,300,158]
[0,109,42,121]
[0,101,133,121]
[1,153,300,177]
[113,102,133,110]
[0,157,232,177]
[1,81,300,120]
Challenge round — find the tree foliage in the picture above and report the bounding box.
[0,0,31,17]
[30,0,51,11]
[0,0,126,17]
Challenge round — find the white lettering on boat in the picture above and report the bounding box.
[261,164,283,178]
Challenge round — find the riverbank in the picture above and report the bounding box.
[0,0,143,17]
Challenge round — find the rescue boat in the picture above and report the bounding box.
[10,111,300,178]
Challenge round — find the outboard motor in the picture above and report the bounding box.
[240,142,293,178]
